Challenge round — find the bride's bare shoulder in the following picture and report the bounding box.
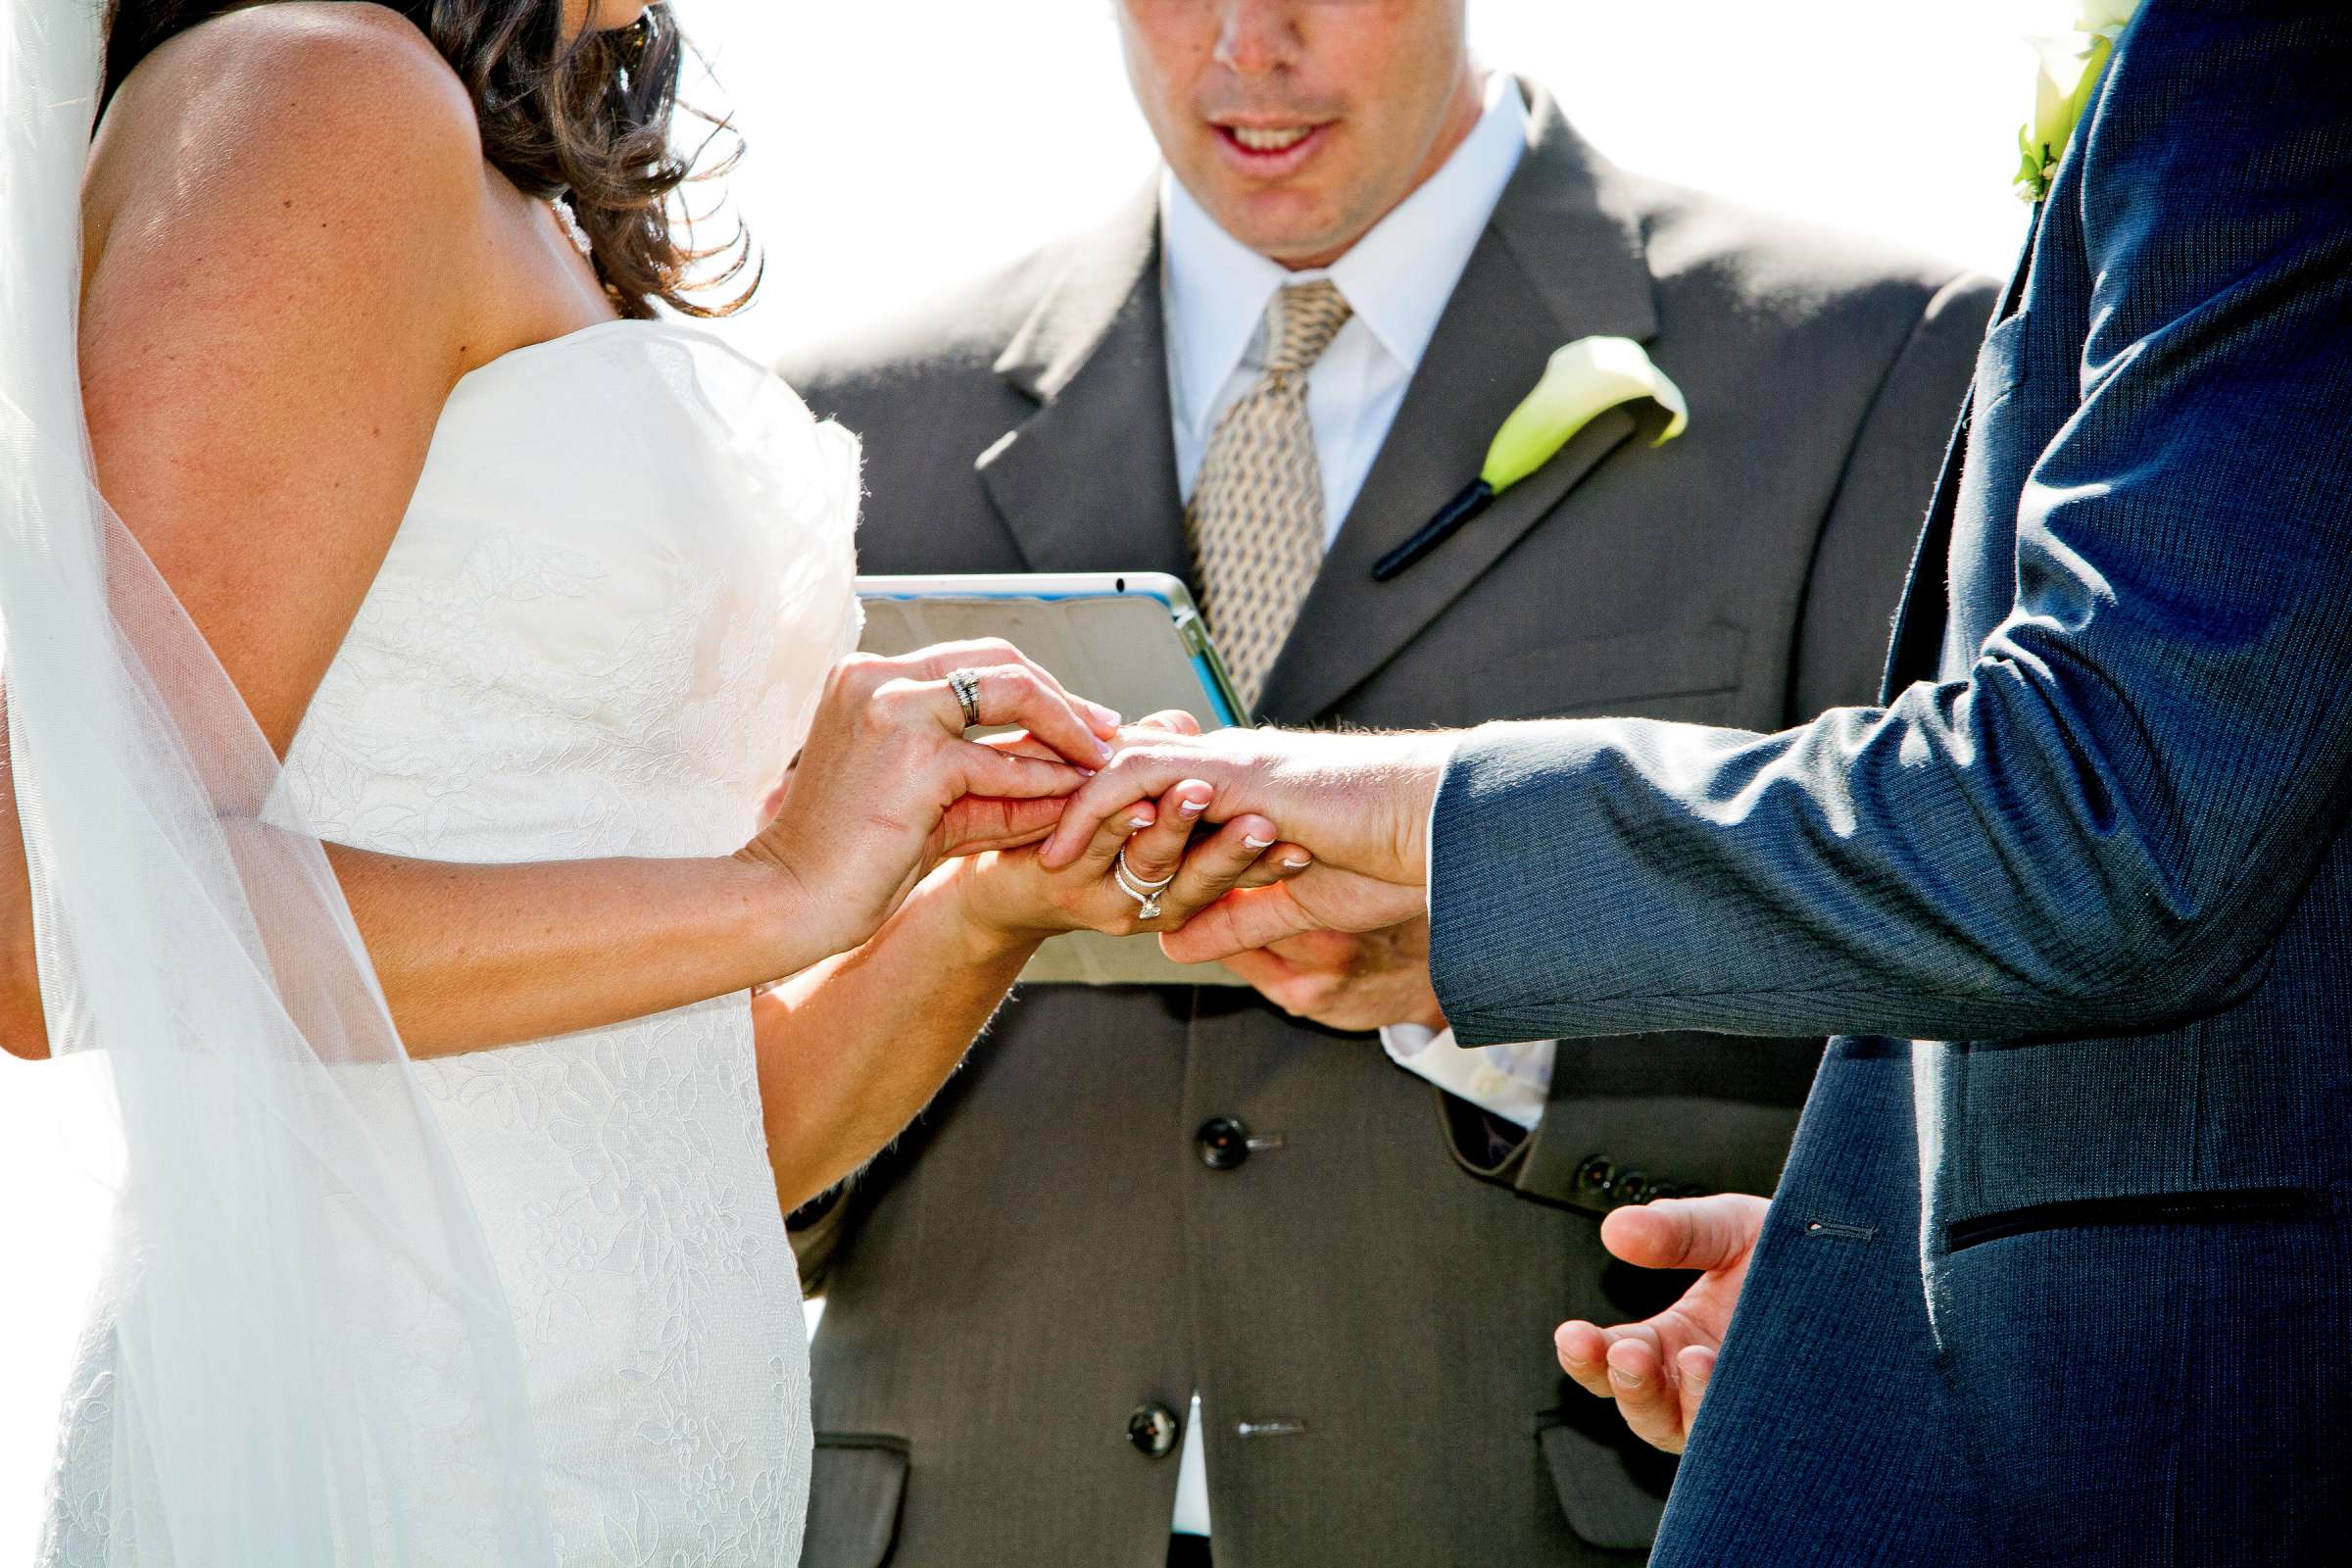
[88,2,489,268]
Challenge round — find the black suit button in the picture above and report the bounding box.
[1129,1401,1180,1458]
[1574,1156,1616,1198]
[1197,1116,1250,1170]
[1613,1170,1654,1205]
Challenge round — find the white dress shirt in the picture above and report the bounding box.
[1157,74,1558,1540]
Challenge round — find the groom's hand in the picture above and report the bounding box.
[1553,1194,1769,1454]
[1038,727,1454,889]
[1213,918,1445,1033]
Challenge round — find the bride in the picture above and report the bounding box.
[0,0,1305,1562]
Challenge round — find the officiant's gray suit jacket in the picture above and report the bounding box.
[781,85,1993,1568]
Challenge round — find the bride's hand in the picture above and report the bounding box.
[948,712,1314,950]
[739,640,1121,958]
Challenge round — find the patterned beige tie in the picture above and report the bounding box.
[1187,279,1354,711]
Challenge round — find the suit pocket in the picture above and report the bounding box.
[1534,1405,1674,1550]
[1945,1187,2318,1253]
[1447,622,1747,723]
[802,1432,909,1568]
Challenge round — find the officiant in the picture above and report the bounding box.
[780,2,1991,1563]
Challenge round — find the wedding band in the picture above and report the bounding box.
[947,668,983,729]
[1112,849,1177,922]
[1113,848,1178,891]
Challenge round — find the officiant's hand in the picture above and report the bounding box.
[741,640,1121,956]
[1554,1193,1769,1453]
[952,711,1313,947]
[1215,917,1447,1034]
[1037,728,1447,941]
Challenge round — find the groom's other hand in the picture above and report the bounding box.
[1213,918,1446,1033]
[1554,1193,1768,1454]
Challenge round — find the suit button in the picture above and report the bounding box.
[1129,1401,1180,1458]
[1613,1170,1653,1205]
[1574,1156,1616,1198]
[1197,1116,1250,1170]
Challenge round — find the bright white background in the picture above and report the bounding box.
[2,2,2052,1554]
[679,0,2046,368]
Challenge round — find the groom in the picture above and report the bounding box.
[1049,2,2352,1561]
[783,2,1990,1563]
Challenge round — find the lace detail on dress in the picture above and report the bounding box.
[42,323,859,1568]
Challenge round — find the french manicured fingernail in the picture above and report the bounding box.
[1282,856,1311,869]
[1243,834,1274,850]
[1180,797,1208,816]
[1129,815,1153,830]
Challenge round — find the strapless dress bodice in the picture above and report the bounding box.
[276,321,858,1565]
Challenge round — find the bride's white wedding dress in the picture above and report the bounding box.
[39,321,861,1566]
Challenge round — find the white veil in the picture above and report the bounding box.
[2,2,552,1560]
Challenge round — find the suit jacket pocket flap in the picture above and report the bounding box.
[1536,1408,1672,1550]
[803,1433,910,1568]
[1460,622,1746,722]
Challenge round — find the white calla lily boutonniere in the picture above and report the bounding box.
[1372,336,1688,580]
[2015,0,2140,202]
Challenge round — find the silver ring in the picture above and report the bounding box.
[947,668,983,729]
[1114,848,1178,891]
[1112,848,1177,922]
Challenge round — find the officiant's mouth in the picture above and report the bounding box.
[1210,121,1334,177]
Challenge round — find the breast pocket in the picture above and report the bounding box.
[1444,622,1749,724]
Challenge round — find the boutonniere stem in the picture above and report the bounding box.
[1372,335,1687,582]
[2013,1,2138,202]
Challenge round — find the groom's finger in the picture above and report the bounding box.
[1603,1336,1688,1453]
[1158,882,1323,963]
[1676,1345,1717,1439]
[1555,1320,1620,1399]
[1600,1195,1766,1274]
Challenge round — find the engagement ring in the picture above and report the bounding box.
[947,667,983,729]
[1112,849,1177,922]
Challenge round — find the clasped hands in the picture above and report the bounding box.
[757,642,1759,1458]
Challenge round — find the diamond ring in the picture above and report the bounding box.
[1113,849,1178,922]
[946,668,983,729]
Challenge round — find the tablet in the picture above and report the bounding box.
[856,571,1250,987]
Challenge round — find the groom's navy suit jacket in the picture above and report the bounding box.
[1430,4,2352,1561]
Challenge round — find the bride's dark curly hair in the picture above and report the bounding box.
[99,1,754,318]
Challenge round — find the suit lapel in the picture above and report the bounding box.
[1877,200,2040,702]
[1878,390,1972,701]
[1253,85,1660,725]
[978,187,1192,580]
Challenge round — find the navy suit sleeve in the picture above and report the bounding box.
[1430,1,2352,1049]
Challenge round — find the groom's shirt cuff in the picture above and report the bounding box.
[1378,1023,1555,1129]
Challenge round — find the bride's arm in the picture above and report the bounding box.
[755,767,1307,1211]
[0,19,1108,1062]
